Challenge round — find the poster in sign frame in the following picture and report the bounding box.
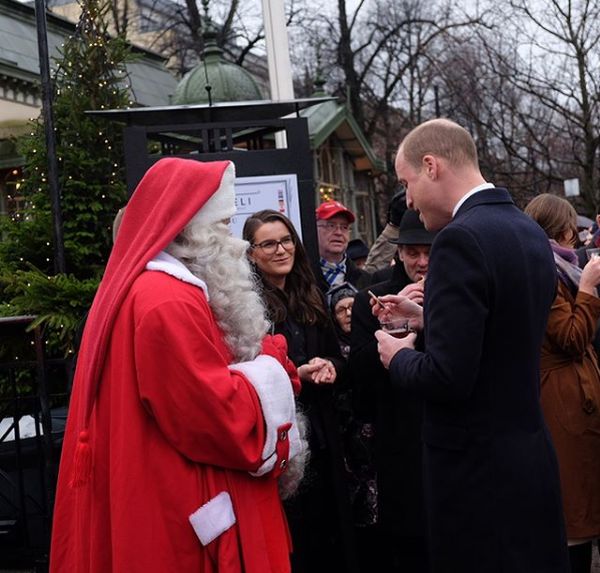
[231,173,303,240]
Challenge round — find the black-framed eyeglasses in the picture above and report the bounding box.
[251,235,296,255]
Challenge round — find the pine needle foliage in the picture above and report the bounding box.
[0,266,98,357]
[0,0,133,357]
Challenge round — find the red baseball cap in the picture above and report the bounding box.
[315,200,355,223]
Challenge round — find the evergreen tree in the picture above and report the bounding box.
[0,0,133,355]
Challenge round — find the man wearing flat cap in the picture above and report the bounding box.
[347,209,436,573]
[315,200,371,291]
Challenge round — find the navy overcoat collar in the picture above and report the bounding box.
[454,187,514,220]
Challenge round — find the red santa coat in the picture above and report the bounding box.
[50,265,296,572]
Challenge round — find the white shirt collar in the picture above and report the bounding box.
[452,182,495,218]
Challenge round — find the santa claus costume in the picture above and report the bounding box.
[50,158,304,573]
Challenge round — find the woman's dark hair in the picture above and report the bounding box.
[243,209,329,326]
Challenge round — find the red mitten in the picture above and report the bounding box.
[261,334,301,395]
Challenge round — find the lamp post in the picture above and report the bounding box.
[33,0,65,274]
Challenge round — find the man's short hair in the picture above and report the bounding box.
[400,118,479,170]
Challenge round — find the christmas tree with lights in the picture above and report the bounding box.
[0,0,132,355]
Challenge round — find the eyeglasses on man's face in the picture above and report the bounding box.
[252,235,296,255]
[317,222,350,233]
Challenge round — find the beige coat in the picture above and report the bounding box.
[540,282,600,539]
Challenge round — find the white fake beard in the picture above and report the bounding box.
[166,222,269,363]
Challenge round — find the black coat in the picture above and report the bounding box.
[275,314,358,573]
[390,189,569,572]
[370,261,395,285]
[349,263,427,569]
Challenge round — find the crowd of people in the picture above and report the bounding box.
[49,118,600,573]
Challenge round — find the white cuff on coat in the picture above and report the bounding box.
[229,354,301,476]
[189,491,236,546]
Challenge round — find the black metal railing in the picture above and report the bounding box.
[0,316,71,571]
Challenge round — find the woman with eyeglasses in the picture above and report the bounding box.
[326,282,358,359]
[243,210,358,573]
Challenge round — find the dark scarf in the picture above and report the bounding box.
[550,239,582,296]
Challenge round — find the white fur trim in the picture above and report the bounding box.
[229,355,301,476]
[146,251,210,300]
[190,162,236,227]
[286,414,303,468]
[189,491,236,546]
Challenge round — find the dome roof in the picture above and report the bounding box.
[173,39,264,105]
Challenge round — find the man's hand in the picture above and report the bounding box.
[371,293,424,332]
[396,280,425,305]
[375,330,417,369]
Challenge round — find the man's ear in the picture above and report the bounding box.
[595,214,600,227]
[397,246,405,262]
[422,154,438,179]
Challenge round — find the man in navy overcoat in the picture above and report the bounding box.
[375,118,569,572]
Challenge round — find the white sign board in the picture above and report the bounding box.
[231,174,303,240]
[564,178,580,197]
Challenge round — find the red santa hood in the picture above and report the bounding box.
[69,157,234,486]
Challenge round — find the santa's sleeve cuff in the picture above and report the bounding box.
[229,355,300,477]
